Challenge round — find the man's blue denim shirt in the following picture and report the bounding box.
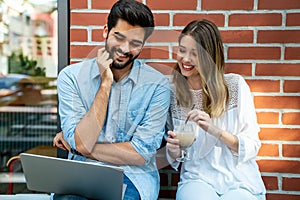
[57,58,171,200]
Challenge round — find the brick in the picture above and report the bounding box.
[159,172,169,186]
[147,0,197,10]
[256,63,300,76]
[286,13,300,26]
[171,172,180,186]
[70,61,80,65]
[258,0,300,9]
[282,112,300,125]
[147,30,180,43]
[257,160,300,173]
[202,0,253,10]
[256,112,279,124]
[171,46,178,60]
[173,14,224,27]
[91,0,116,9]
[156,147,170,170]
[258,30,300,43]
[228,47,281,60]
[221,30,253,43]
[147,62,175,69]
[159,165,174,170]
[285,47,300,60]
[70,45,99,59]
[283,144,300,157]
[259,128,300,141]
[70,0,88,9]
[267,194,300,200]
[284,80,300,93]
[159,189,177,199]
[153,13,170,26]
[246,80,280,92]
[147,62,175,75]
[70,29,88,42]
[139,46,169,59]
[91,29,104,42]
[71,13,108,26]
[282,177,300,191]
[258,144,279,156]
[254,96,300,109]
[229,13,282,26]
[262,176,278,190]
[224,63,252,76]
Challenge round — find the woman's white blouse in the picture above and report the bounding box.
[167,73,266,195]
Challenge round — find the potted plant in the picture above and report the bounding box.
[8,51,46,77]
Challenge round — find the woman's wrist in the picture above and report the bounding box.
[207,125,222,139]
[167,148,180,160]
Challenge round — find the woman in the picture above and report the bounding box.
[166,19,266,200]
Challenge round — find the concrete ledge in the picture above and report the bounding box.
[0,194,50,200]
[0,172,26,183]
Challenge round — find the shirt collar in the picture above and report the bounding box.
[125,59,141,85]
[91,58,101,79]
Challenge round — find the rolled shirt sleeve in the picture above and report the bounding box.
[236,76,261,164]
[130,79,171,165]
[57,61,98,151]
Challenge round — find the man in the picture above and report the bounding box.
[53,0,170,199]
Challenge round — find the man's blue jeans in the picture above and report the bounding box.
[123,174,140,200]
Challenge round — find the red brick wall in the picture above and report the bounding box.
[69,0,300,199]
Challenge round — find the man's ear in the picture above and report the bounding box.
[103,24,108,39]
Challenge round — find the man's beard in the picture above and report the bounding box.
[105,43,139,70]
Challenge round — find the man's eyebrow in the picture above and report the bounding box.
[114,31,143,45]
[114,31,125,38]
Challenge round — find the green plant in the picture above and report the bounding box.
[8,51,46,76]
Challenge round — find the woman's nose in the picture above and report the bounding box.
[183,53,191,62]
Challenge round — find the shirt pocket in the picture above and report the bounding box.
[125,108,146,140]
[127,108,146,126]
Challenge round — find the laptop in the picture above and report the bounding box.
[20,153,124,200]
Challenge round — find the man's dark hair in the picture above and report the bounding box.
[107,0,154,41]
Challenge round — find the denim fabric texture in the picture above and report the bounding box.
[57,58,171,200]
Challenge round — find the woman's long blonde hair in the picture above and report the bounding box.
[173,19,229,118]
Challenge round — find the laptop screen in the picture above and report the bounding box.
[20,153,124,200]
